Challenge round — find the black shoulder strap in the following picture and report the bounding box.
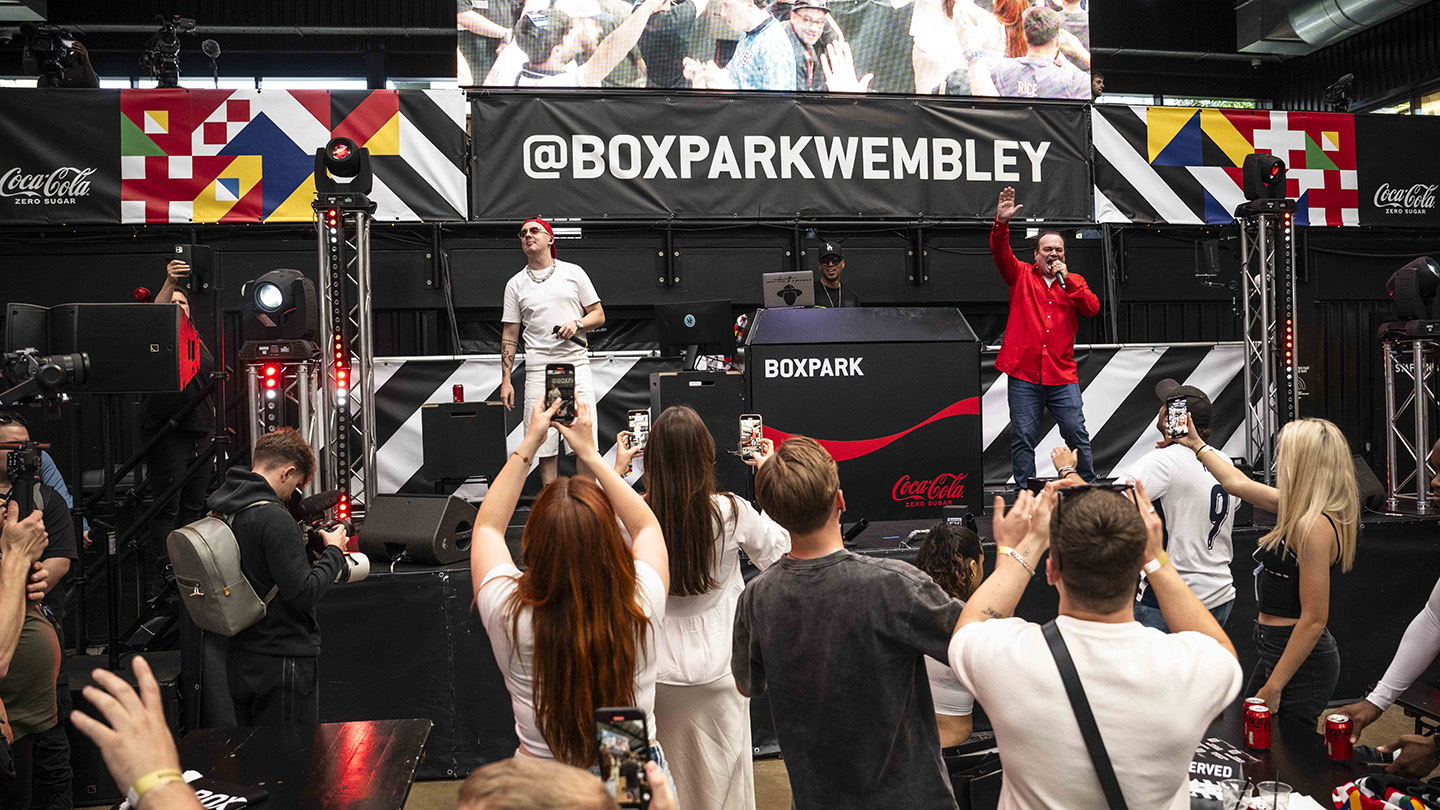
[1042,620,1129,810]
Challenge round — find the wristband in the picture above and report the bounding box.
[512,450,532,466]
[1057,466,1076,477]
[1195,445,1212,462]
[1142,550,1170,575]
[127,769,185,807]
[998,545,1035,577]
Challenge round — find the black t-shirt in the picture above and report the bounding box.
[639,3,700,88]
[734,550,964,809]
[814,279,861,308]
[0,482,78,565]
[140,338,215,433]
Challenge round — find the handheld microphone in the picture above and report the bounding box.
[842,518,869,547]
[1051,259,1068,290]
[552,324,588,348]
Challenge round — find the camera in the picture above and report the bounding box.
[19,23,80,87]
[1,349,89,409]
[301,517,371,583]
[0,439,45,518]
[141,15,198,88]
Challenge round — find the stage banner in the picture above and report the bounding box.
[1093,106,1358,227]
[981,342,1246,485]
[1356,114,1440,226]
[373,353,682,498]
[0,89,120,225]
[470,95,1090,220]
[120,89,466,224]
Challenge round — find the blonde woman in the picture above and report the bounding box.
[1176,417,1357,727]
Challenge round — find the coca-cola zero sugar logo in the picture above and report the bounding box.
[0,166,97,207]
[1373,182,1438,216]
[892,473,966,507]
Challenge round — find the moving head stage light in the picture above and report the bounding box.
[1383,257,1440,339]
[240,269,318,340]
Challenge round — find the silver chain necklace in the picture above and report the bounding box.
[526,263,557,284]
[823,283,840,307]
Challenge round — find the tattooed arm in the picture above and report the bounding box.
[499,322,521,411]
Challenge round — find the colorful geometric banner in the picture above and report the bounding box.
[1093,106,1359,226]
[120,89,467,224]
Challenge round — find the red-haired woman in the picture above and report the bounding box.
[615,406,789,810]
[472,400,670,770]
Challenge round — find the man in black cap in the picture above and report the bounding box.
[814,242,860,308]
[782,0,833,91]
[1052,379,1240,632]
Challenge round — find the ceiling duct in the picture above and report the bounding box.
[1236,0,1434,55]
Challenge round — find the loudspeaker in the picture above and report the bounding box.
[1353,453,1385,508]
[66,652,183,806]
[49,302,200,393]
[358,494,475,565]
[422,401,508,482]
[650,370,749,497]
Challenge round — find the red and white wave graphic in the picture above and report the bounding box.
[764,397,979,462]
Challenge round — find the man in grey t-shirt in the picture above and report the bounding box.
[978,5,1088,100]
[733,437,963,810]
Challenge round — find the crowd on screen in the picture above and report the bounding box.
[458,0,1092,97]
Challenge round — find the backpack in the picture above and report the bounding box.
[167,501,279,637]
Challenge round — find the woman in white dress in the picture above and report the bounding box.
[615,406,790,810]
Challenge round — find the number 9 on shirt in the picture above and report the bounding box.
[595,707,652,809]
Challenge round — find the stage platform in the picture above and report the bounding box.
[314,506,1439,780]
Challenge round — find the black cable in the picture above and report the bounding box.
[440,248,462,354]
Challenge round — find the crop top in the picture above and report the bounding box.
[1252,513,1339,620]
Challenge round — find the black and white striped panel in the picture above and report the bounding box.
[981,343,1246,485]
[373,353,681,497]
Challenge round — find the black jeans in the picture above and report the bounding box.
[226,648,320,727]
[0,734,33,809]
[1246,622,1341,728]
[148,428,211,570]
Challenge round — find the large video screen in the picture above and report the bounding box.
[458,0,1092,98]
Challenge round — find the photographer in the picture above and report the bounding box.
[0,502,50,808]
[209,428,345,726]
[0,411,78,809]
[21,25,99,89]
[141,260,216,584]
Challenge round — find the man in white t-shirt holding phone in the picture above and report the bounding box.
[1052,379,1240,631]
[500,217,606,484]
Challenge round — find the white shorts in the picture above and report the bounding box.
[523,360,596,458]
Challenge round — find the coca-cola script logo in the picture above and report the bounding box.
[0,166,96,207]
[892,473,966,506]
[1373,182,1438,216]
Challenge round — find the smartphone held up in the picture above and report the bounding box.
[545,363,577,425]
[1166,397,1189,440]
[739,414,764,460]
[595,707,652,809]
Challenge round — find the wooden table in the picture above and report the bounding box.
[1192,700,1375,807]
[176,719,432,809]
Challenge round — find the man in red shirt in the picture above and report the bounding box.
[991,186,1100,488]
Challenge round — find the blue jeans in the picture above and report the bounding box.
[1007,377,1094,488]
[1133,599,1234,633]
[1246,622,1341,728]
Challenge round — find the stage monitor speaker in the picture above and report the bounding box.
[422,401,507,482]
[358,494,474,565]
[48,302,200,393]
[650,370,749,498]
[67,652,183,806]
[1353,453,1385,508]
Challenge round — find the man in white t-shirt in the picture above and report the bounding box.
[501,217,606,484]
[949,482,1241,810]
[1054,379,1240,631]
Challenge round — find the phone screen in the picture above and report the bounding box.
[545,364,577,425]
[595,709,651,808]
[739,414,763,459]
[1166,397,1189,439]
[628,409,650,451]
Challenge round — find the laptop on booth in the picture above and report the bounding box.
[761,271,815,308]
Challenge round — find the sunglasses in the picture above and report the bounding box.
[819,257,842,265]
[1052,482,1138,524]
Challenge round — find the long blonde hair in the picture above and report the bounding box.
[1259,418,1358,572]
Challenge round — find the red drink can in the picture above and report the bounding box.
[1244,697,1265,707]
[1245,704,1271,749]
[452,384,464,403]
[1326,714,1353,761]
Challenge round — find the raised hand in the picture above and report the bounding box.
[821,41,873,94]
[996,186,1023,222]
